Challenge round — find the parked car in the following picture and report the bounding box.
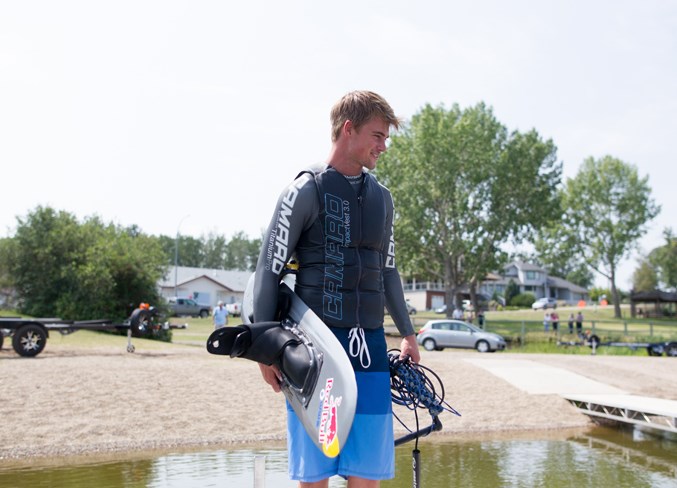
[167,297,211,318]
[416,319,507,353]
[434,304,447,314]
[225,302,242,317]
[532,297,558,310]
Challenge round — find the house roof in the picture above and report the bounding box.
[546,275,588,294]
[506,261,547,273]
[487,262,588,295]
[631,290,677,303]
[159,266,252,292]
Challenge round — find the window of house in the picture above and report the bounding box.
[526,271,539,280]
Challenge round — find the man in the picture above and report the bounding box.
[253,90,419,487]
[212,301,228,329]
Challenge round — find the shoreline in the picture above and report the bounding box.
[2,342,675,465]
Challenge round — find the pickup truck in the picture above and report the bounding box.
[167,297,211,318]
[225,302,242,317]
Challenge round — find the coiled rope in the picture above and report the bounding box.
[388,349,460,448]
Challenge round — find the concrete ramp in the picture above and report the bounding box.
[464,358,627,395]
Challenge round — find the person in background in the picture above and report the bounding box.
[551,311,559,332]
[568,313,575,334]
[543,312,551,332]
[576,311,584,335]
[212,300,228,329]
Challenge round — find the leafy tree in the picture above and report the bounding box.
[156,232,260,271]
[504,279,520,306]
[201,232,228,269]
[648,228,677,291]
[7,206,166,321]
[376,103,561,316]
[632,258,658,292]
[557,156,660,317]
[224,231,261,271]
[532,218,595,288]
[157,234,203,268]
[0,238,16,308]
[588,287,611,303]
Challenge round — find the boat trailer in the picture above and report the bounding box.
[0,306,187,357]
[558,332,677,357]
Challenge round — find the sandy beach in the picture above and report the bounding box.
[1,336,676,463]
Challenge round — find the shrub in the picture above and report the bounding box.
[511,292,536,308]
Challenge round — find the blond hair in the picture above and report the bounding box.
[330,90,400,142]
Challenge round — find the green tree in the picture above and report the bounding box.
[224,231,261,271]
[558,156,660,317]
[532,215,595,288]
[632,258,658,292]
[504,279,520,306]
[588,287,611,303]
[157,234,203,268]
[648,228,677,291]
[376,103,561,315]
[0,238,15,308]
[201,232,228,269]
[7,206,166,321]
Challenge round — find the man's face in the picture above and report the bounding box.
[347,117,390,171]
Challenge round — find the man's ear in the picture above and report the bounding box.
[342,119,354,137]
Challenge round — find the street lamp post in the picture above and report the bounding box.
[174,214,190,297]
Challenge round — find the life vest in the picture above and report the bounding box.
[294,166,388,329]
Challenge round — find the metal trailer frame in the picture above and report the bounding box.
[558,333,677,357]
[0,308,187,358]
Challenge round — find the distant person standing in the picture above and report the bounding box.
[568,313,575,334]
[543,312,551,332]
[575,311,584,335]
[213,301,229,329]
[551,311,559,332]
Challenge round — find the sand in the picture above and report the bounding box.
[1,336,676,463]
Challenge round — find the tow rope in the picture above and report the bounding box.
[389,350,461,488]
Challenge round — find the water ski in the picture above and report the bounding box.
[207,273,357,458]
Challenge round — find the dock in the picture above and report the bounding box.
[563,394,677,434]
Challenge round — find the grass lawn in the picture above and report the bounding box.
[386,303,677,357]
[3,305,675,358]
[170,315,244,346]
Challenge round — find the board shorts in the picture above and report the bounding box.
[286,326,394,482]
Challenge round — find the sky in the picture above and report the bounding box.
[1,0,675,290]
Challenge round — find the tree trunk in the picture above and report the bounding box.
[444,258,454,318]
[469,281,478,315]
[610,267,622,318]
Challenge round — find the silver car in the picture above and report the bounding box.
[416,319,506,353]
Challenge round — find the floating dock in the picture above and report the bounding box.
[563,394,677,434]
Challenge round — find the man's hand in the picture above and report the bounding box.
[259,363,283,393]
[399,335,420,364]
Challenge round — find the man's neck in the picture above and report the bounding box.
[326,146,363,176]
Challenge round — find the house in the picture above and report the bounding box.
[402,261,588,310]
[481,262,588,304]
[158,266,252,307]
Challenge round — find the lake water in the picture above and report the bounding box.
[1,426,675,487]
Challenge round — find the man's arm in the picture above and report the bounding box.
[381,189,420,363]
[253,173,317,322]
[252,173,319,390]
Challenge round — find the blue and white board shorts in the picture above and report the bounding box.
[286,326,394,482]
